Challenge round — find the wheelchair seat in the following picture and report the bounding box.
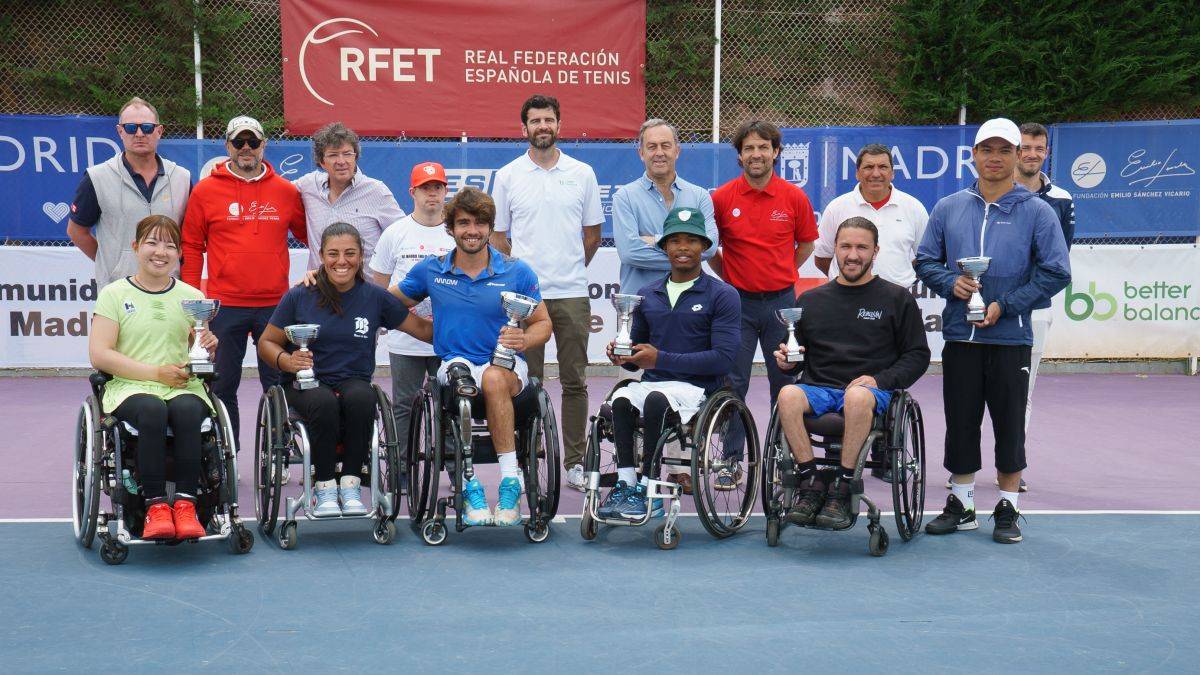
[439,380,541,425]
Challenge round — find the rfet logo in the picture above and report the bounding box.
[298,18,442,106]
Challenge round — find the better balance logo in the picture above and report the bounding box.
[1066,281,1198,321]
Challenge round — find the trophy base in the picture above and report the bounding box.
[613,344,634,356]
[296,379,319,390]
[785,353,804,363]
[189,362,214,375]
[966,309,987,322]
[491,354,516,370]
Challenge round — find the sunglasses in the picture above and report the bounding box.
[230,137,263,150]
[120,122,159,135]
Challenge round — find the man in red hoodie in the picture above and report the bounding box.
[181,115,307,438]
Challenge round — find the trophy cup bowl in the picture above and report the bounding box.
[775,307,804,363]
[491,292,539,370]
[956,256,992,322]
[610,293,643,356]
[284,323,321,390]
[180,298,220,375]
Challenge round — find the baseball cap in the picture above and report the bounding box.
[225,115,264,140]
[973,118,1020,147]
[657,207,712,249]
[411,161,448,188]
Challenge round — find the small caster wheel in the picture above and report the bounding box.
[374,520,397,545]
[421,520,447,546]
[868,525,889,557]
[654,524,680,550]
[524,521,550,543]
[278,521,298,550]
[766,517,781,547]
[100,542,128,566]
[230,526,254,554]
[580,510,597,541]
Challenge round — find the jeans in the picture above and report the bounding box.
[209,305,279,441]
[524,296,591,468]
[724,288,796,458]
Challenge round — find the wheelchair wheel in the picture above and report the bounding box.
[523,386,561,521]
[691,390,760,539]
[760,407,786,521]
[654,524,680,550]
[254,386,287,537]
[72,397,103,549]
[100,541,128,566]
[889,393,926,542]
[228,525,254,554]
[213,397,239,504]
[372,384,402,521]
[407,387,441,529]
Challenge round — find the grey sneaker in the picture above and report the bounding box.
[565,464,586,492]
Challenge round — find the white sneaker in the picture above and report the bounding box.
[339,486,368,516]
[566,464,586,492]
[312,483,341,517]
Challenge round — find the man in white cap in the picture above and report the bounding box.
[915,118,1070,545]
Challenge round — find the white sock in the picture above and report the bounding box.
[617,467,637,486]
[339,475,360,490]
[498,452,519,479]
[951,481,975,512]
[998,490,1019,510]
[639,475,650,488]
[316,479,337,492]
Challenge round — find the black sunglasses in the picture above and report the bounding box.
[230,137,263,150]
[120,122,159,135]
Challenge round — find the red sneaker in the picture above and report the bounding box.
[142,502,175,540]
[172,498,207,540]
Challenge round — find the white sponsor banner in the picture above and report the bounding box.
[2,245,1194,368]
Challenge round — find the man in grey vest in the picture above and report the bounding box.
[66,97,191,287]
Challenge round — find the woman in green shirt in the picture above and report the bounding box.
[88,215,217,541]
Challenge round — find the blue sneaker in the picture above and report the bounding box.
[613,484,663,521]
[494,477,523,526]
[462,477,492,526]
[597,480,633,519]
[312,484,342,517]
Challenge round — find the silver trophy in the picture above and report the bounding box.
[610,294,643,356]
[284,324,321,390]
[956,256,992,322]
[180,299,220,375]
[775,307,804,363]
[491,292,539,370]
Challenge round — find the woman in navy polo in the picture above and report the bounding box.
[259,223,432,517]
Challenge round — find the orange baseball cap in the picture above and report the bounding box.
[411,161,448,187]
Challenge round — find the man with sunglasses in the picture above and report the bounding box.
[67,97,191,288]
[181,115,307,439]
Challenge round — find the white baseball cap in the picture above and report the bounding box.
[225,115,265,140]
[973,118,1020,147]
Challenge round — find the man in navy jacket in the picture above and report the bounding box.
[598,207,741,520]
[916,118,1071,545]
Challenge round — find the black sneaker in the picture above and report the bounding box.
[786,475,825,526]
[814,477,853,530]
[925,494,979,534]
[991,499,1024,543]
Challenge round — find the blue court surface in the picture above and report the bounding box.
[4,514,1198,673]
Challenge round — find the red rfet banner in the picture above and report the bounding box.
[280,0,646,139]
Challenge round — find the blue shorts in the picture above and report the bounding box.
[794,384,892,418]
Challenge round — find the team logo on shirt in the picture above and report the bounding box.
[123,300,136,315]
[691,304,703,312]
[769,210,792,222]
[779,142,810,188]
[226,201,279,221]
[857,308,883,321]
[354,316,369,337]
[486,281,505,287]
[433,277,459,286]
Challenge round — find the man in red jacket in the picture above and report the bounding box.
[181,115,307,438]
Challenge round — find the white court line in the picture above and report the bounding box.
[7,510,1200,524]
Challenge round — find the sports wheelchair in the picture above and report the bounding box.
[579,380,760,550]
[72,372,254,565]
[406,368,560,545]
[761,389,925,556]
[254,383,402,549]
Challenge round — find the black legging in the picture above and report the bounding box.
[113,393,209,499]
[613,392,673,479]
[284,378,376,482]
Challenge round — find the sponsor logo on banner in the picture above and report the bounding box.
[1066,281,1198,322]
[1071,153,1106,188]
[780,142,810,188]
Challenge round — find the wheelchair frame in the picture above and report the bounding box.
[254,382,402,550]
[71,372,254,565]
[406,375,561,545]
[761,389,926,556]
[578,382,761,550]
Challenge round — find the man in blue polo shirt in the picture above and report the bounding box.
[391,187,552,528]
[599,206,741,520]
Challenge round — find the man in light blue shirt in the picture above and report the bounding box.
[612,119,719,296]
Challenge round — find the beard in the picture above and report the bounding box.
[527,128,558,149]
[839,258,873,283]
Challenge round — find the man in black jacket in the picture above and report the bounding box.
[773,216,931,529]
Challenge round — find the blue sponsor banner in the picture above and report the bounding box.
[1050,120,1200,238]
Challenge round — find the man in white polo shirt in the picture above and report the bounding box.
[814,143,928,289]
[370,162,455,453]
[490,93,604,491]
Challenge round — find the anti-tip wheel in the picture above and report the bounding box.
[421,520,447,546]
[524,521,551,543]
[766,517,781,547]
[374,520,397,545]
[654,524,680,550]
[868,525,889,557]
[278,521,298,550]
[99,542,128,566]
[230,526,254,554]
